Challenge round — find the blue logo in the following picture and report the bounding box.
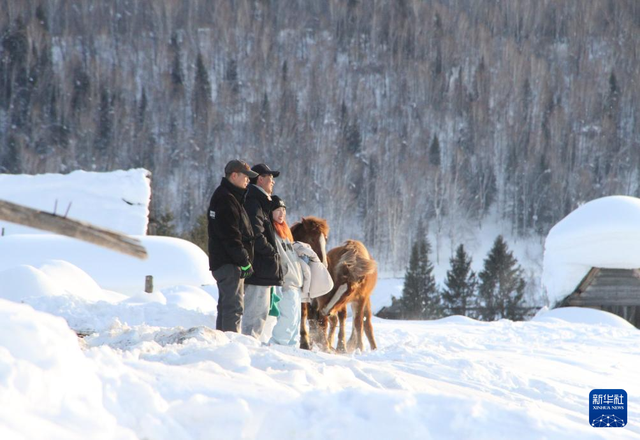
[590,389,627,428]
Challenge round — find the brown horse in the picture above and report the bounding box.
[291,217,378,352]
[290,216,330,350]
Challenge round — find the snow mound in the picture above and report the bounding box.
[0,299,135,439]
[163,285,218,313]
[0,235,213,295]
[0,168,150,235]
[0,260,129,304]
[435,315,488,325]
[543,195,640,305]
[532,306,636,329]
[37,260,104,297]
[123,289,167,305]
[0,265,65,302]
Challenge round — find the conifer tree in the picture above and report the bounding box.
[193,52,212,126]
[442,244,478,317]
[94,86,113,153]
[400,225,440,319]
[429,134,441,167]
[183,213,208,255]
[148,210,177,237]
[477,235,526,321]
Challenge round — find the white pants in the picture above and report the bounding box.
[269,286,301,346]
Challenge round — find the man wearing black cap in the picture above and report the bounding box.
[208,160,259,333]
[241,163,284,339]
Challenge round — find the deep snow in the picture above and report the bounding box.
[1,290,638,440]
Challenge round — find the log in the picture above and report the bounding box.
[0,199,147,259]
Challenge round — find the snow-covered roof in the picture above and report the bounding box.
[542,196,640,305]
[0,169,151,235]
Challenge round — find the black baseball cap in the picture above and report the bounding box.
[225,160,259,178]
[251,163,280,178]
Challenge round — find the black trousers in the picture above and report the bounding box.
[212,264,244,332]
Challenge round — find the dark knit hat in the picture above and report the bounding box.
[271,195,286,210]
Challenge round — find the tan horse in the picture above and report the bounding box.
[291,217,378,352]
[321,240,378,352]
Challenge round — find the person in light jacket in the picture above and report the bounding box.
[269,195,304,346]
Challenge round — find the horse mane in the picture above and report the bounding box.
[291,216,329,237]
[336,240,377,282]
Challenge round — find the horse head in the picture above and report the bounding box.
[291,216,329,267]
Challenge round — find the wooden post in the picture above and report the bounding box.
[145,275,153,293]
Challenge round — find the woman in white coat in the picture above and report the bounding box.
[269,196,305,346]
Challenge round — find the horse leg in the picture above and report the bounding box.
[347,299,365,352]
[306,302,331,352]
[335,306,348,353]
[300,302,311,350]
[363,298,377,351]
[327,314,338,349]
[315,314,332,352]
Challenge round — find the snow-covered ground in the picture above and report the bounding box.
[2,171,638,439]
[2,289,638,440]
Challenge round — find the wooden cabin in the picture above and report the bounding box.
[559,267,640,327]
[376,296,404,320]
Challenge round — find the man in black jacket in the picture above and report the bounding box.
[242,163,284,338]
[208,160,258,332]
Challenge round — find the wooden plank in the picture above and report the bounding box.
[567,299,640,307]
[0,199,147,259]
[575,287,640,299]
[565,293,640,307]
[574,267,600,294]
[580,268,640,306]
[564,268,640,307]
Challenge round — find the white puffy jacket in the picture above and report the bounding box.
[293,242,334,302]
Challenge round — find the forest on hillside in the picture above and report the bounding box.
[1,0,639,270]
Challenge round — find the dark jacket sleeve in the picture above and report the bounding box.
[215,196,251,267]
[245,198,277,257]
